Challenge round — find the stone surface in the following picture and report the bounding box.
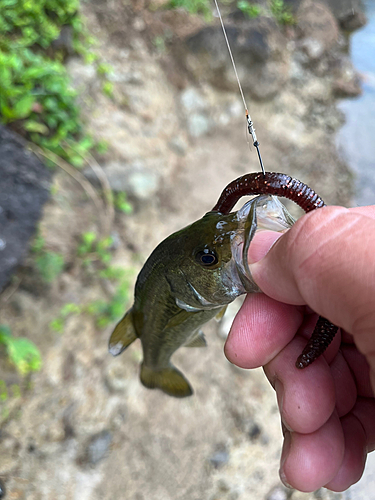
[183,17,290,100]
[0,126,51,292]
[80,430,113,466]
[285,0,366,30]
[297,0,340,53]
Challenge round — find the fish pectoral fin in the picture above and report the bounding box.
[214,305,227,322]
[165,309,195,330]
[108,309,137,356]
[140,363,193,398]
[185,330,207,348]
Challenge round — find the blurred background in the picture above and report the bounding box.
[0,0,374,498]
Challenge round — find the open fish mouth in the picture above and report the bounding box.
[229,195,295,293]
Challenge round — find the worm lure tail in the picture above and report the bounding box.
[296,317,339,369]
[212,172,325,214]
[212,171,337,370]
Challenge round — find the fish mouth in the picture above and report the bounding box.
[229,195,295,293]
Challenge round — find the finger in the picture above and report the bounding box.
[225,293,302,368]
[280,412,345,492]
[325,413,367,491]
[341,345,372,397]
[248,207,375,368]
[264,336,335,434]
[325,397,375,491]
[247,230,282,264]
[329,351,357,417]
[351,397,375,452]
[349,205,375,218]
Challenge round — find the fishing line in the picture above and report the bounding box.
[213,0,265,175]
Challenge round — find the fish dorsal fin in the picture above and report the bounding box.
[140,363,193,398]
[214,305,227,322]
[109,309,137,356]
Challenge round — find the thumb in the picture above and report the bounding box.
[248,206,375,346]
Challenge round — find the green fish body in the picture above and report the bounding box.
[109,195,294,397]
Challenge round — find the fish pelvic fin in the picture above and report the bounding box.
[109,309,137,356]
[140,363,193,398]
[185,330,207,348]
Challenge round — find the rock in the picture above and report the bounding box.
[209,446,230,469]
[179,87,213,137]
[285,0,366,31]
[323,0,366,30]
[266,485,290,500]
[180,87,207,112]
[248,422,262,441]
[0,126,51,292]
[339,8,367,31]
[79,430,113,466]
[167,136,188,156]
[84,159,161,200]
[333,76,362,97]
[182,17,290,100]
[300,37,325,61]
[329,54,363,96]
[0,480,5,499]
[297,1,340,54]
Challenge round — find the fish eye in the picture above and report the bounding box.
[195,249,219,267]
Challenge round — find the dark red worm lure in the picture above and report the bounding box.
[212,171,338,369]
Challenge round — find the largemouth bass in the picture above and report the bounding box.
[109,194,294,397]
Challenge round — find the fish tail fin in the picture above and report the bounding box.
[109,309,137,356]
[140,363,193,398]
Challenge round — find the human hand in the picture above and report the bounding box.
[225,205,375,492]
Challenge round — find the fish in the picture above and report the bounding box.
[109,194,295,398]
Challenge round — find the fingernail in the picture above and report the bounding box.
[279,431,293,489]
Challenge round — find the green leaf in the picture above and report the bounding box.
[24,120,49,134]
[35,252,64,283]
[0,325,12,345]
[6,338,42,375]
[13,95,35,118]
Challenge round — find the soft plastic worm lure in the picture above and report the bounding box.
[212,171,338,369]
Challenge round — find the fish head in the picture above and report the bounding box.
[165,195,295,311]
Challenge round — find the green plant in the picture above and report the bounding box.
[237,1,261,18]
[77,232,113,265]
[0,380,7,402]
[0,0,95,165]
[50,302,82,332]
[167,0,212,20]
[102,81,114,98]
[0,325,42,375]
[31,233,65,282]
[153,36,166,54]
[87,272,132,327]
[114,192,133,214]
[270,0,295,25]
[35,251,65,283]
